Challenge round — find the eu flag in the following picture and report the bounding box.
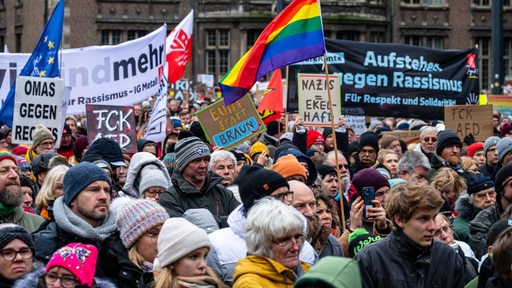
[0,0,64,127]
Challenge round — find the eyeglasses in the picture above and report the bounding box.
[0,166,20,176]
[273,233,304,248]
[338,164,350,170]
[422,137,437,142]
[45,273,78,288]
[0,248,32,261]
[145,189,165,198]
[271,191,294,202]
[39,140,55,147]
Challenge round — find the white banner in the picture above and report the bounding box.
[12,76,64,145]
[0,24,167,115]
[145,69,168,142]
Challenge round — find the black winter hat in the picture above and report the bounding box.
[0,224,34,251]
[316,164,337,180]
[236,165,289,212]
[82,138,125,166]
[32,151,59,177]
[467,173,494,195]
[436,129,462,156]
[359,132,378,153]
[495,162,512,195]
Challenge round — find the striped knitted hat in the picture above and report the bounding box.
[0,151,16,164]
[175,136,210,172]
[115,199,169,249]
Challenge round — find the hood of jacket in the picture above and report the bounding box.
[454,196,481,220]
[233,255,306,286]
[13,267,117,288]
[227,204,247,238]
[122,151,172,198]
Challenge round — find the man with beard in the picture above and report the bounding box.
[32,162,123,282]
[0,151,43,232]
[289,180,343,258]
[427,129,473,182]
[323,150,353,218]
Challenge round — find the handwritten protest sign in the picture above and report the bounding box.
[12,76,64,145]
[196,95,265,149]
[86,104,137,153]
[444,104,492,142]
[298,74,341,127]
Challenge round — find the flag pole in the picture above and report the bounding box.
[323,56,346,231]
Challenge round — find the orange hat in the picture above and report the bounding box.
[272,154,307,179]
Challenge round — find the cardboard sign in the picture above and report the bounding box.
[86,104,137,153]
[12,76,64,145]
[196,95,265,149]
[444,104,493,142]
[381,130,421,145]
[298,74,341,127]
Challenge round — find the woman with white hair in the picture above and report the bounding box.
[233,197,309,287]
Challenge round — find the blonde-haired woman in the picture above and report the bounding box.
[374,149,399,179]
[154,218,227,288]
[35,165,68,220]
[431,167,467,213]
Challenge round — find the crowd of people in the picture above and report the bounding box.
[0,97,511,288]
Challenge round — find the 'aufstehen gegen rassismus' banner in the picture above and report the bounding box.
[288,39,479,120]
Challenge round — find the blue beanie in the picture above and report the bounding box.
[63,162,112,206]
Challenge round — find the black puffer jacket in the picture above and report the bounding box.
[159,171,240,228]
[354,229,465,288]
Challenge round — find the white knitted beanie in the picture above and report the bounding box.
[156,218,210,268]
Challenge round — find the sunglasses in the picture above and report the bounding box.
[423,137,437,142]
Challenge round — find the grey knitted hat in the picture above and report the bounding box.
[156,218,210,268]
[497,137,512,163]
[484,136,500,156]
[175,136,210,172]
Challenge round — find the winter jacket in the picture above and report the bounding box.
[233,255,310,288]
[121,151,172,198]
[32,220,121,279]
[485,276,512,288]
[101,235,155,288]
[159,170,239,228]
[13,267,117,288]
[468,202,504,259]
[2,205,44,233]
[355,229,465,288]
[479,163,496,180]
[453,197,482,243]
[207,205,317,286]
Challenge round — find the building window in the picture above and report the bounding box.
[403,0,446,4]
[369,32,384,43]
[336,31,360,41]
[472,0,490,6]
[205,29,230,81]
[247,29,263,49]
[405,36,421,46]
[425,36,444,49]
[475,37,491,92]
[15,33,21,52]
[101,30,122,45]
[127,30,147,41]
[402,0,420,4]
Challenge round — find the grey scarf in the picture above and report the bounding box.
[53,196,118,241]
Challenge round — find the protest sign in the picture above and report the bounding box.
[86,104,137,153]
[196,96,265,149]
[0,25,166,115]
[381,130,421,145]
[12,76,63,145]
[298,74,341,127]
[288,39,480,120]
[444,104,493,142]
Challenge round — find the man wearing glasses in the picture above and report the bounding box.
[207,165,317,286]
[417,126,438,161]
[26,124,56,164]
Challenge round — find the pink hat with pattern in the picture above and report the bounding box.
[46,243,98,286]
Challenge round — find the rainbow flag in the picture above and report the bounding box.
[220,0,325,105]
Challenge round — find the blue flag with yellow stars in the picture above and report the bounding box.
[0,0,64,127]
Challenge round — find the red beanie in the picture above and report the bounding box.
[306,130,324,148]
[46,243,98,286]
[467,142,484,157]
